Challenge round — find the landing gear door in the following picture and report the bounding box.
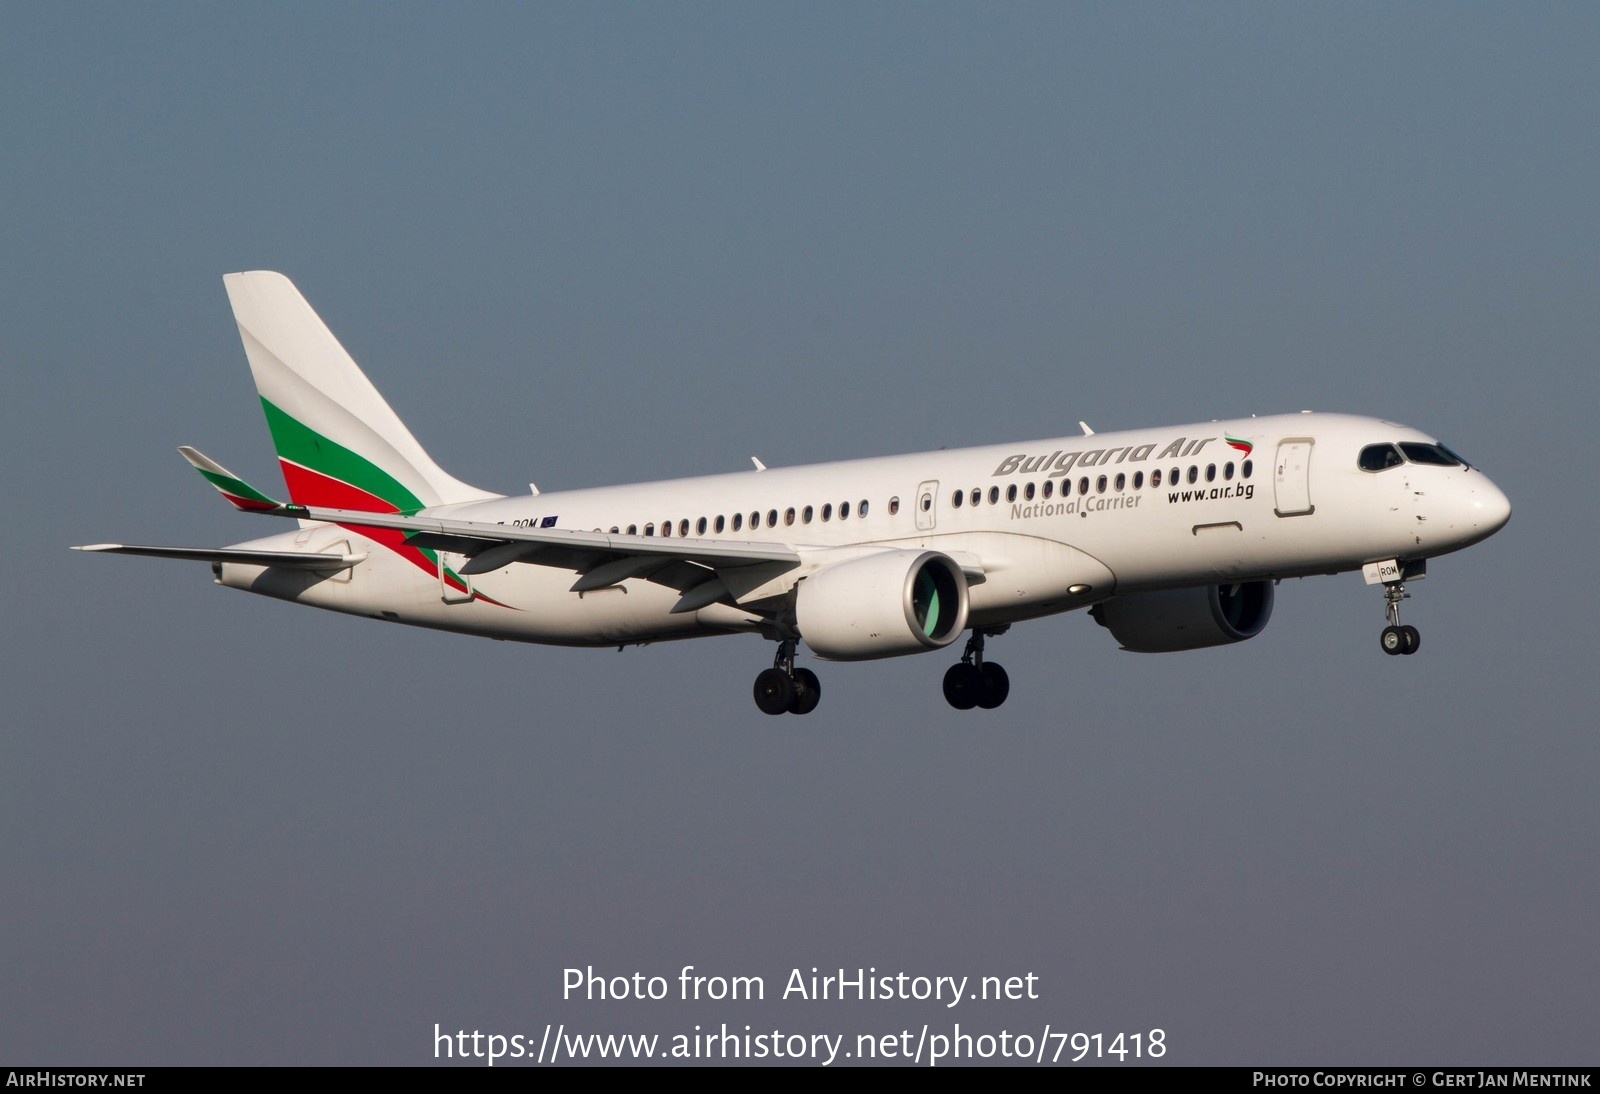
[916,479,939,532]
[1273,439,1314,517]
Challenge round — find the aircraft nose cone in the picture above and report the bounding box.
[1469,476,1512,536]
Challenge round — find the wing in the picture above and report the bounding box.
[87,448,985,616]
[280,505,805,612]
[167,448,807,612]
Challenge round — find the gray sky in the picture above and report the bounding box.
[4,2,1597,1066]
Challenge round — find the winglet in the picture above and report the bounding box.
[179,446,299,514]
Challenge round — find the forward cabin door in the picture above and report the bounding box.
[1273,439,1314,516]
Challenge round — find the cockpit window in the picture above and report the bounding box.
[1399,442,1462,467]
[1358,444,1404,472]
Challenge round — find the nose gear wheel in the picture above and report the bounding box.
[1378,581,1421,656]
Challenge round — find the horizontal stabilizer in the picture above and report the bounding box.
[178,447,287,512]
[73,544,366,570]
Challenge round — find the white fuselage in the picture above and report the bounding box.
[215,411,1511,651]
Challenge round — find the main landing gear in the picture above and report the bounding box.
[753,639,821,716]
[943,627,1010,710]
[1378,580,1421,656]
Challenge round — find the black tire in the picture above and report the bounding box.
[754,668,794,715]
[943,663,981,710]
[976,662,1010,709]
[789,668,822,715]
[1380,626,1406,656]
[1401,625,1421,655]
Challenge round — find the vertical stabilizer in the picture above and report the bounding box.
[223,271,498,512]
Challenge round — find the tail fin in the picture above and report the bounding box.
[223,271,499,513]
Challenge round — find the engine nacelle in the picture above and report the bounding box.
[796,550,970,661]
[1091,581,1274,652]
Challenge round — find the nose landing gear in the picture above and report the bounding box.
[1379,581,1421,656]
[943,627,1010,710]
[753,639,822,715]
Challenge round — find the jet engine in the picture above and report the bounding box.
[1090,581,1274,652]
[796,550,969,661]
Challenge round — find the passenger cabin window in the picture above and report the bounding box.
[732,513,742,532]
[822,503,832,521]
[888,497,898,516]
[1359,444,1405,472]
[952,489,964,508]
[841,501,851,519]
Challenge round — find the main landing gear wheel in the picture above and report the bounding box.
[1378,579,1422,656]
[976,662,1010,709]
[943,627,1010,711]
[754,668,794,715]
[789,668,822,715]
[752,639,823,716]
[943,663,982,710]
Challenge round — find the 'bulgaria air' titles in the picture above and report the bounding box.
[990,434,1251,479]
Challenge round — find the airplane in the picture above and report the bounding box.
[76,271,1512,715]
